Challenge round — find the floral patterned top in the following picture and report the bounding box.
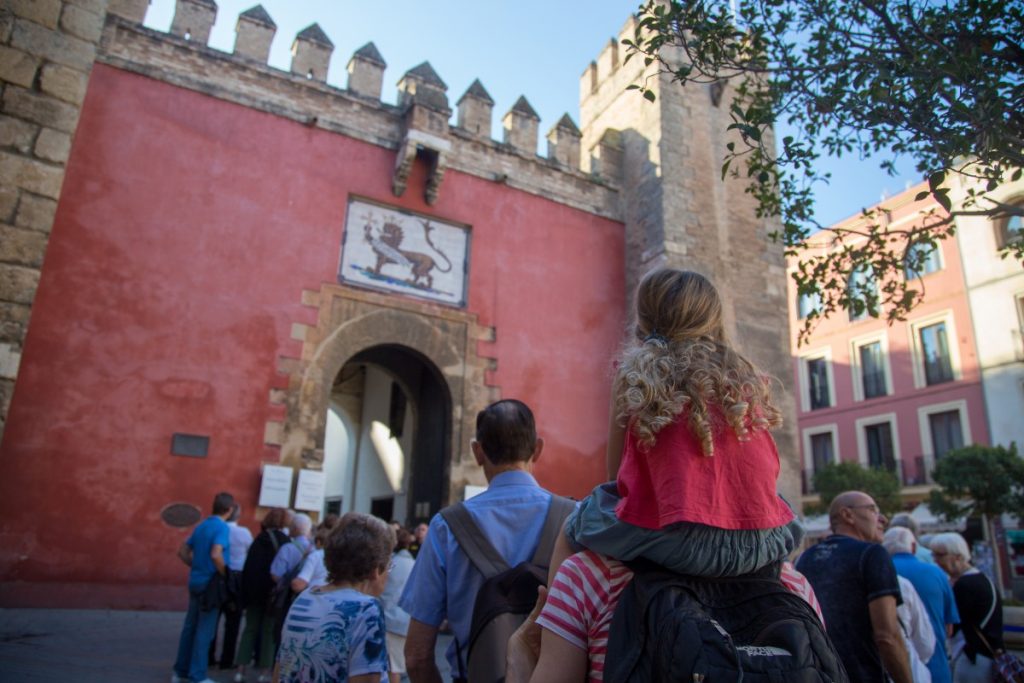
[277,586,388,682]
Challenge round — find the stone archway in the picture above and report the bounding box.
[275,285,496,505]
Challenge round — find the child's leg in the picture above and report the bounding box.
[565,481,794,577]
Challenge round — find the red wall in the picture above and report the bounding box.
[0,65,625,607]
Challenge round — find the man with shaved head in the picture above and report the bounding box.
[796,491,912,683]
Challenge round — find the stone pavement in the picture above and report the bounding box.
[0,608,452,683]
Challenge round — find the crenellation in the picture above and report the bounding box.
[396,61,448,112]
[347,42,385,100]
[547,113,581,170]
[169,0,216,45]
[579,60,597,104]
[502,95,539,156]
[595,37,619,83]
[233,4,275,63]
[456,78,493,139]
[107,0,150,24]
[290,23,333,82]
[97,19,619,217]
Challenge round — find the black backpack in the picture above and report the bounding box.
[266,540,312,644]
[441,494,575,683]
[605,562,849,683]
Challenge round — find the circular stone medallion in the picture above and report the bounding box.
[161,502,202,528]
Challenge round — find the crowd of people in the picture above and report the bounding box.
[172,498,427,683]
[171,269,1009,683]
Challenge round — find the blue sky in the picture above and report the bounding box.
[142,0,920,227]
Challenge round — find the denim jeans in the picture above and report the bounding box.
[174,588,219,681]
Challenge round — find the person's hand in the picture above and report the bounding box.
[506,585,548,683]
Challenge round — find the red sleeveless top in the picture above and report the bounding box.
[615,410,793,531]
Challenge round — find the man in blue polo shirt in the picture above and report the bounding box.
[172,491,233,683]
[400,399,560,683]
[884,526,960,683]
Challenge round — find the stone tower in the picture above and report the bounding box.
[579,20,801,504]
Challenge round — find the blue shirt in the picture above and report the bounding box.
[277,587,387,683]
[398,470,553,675]
[892,552,960,683]
[271,536,313,579]
[187,515,230,592]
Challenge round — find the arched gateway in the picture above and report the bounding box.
[274,285,497,522]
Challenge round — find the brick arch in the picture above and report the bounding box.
[274,285,497,503]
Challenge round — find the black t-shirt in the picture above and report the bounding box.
[796,534,902,683]
[953,570,1003,661]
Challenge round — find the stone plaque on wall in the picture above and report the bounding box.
[339,198,470,307]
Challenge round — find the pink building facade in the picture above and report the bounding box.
[789,183,989,506]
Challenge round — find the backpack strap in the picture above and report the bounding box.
[531,495,575,566]
[441,503,509,578]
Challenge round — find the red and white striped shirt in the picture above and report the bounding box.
[536,550,632,682]
[536,553,825,682]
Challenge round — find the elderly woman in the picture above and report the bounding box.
[274,512,395,683]
[930,532,1002,683]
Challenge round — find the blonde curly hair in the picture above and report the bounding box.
[614,269,782,455]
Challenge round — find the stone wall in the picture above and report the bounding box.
[0,0,118,439]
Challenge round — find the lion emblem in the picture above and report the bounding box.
[363,217,453,290]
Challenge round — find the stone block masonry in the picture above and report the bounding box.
[0,0,115,439]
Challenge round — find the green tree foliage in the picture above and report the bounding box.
[929,444,1024,521]
[811,462,902,516]
[624,0,1024,343]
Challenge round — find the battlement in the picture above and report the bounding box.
[96,1,620,216]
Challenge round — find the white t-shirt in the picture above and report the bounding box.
[296,548,329,589]
[227,521,253,572]
[897,575,936,683]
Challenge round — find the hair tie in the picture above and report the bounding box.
[643,332,667,345]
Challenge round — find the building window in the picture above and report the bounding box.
[864,421,897,473]
[807,357,831,410]
[802,424,839,494]
[996,206,1023,249]
[928,410,964,460]
[810,432,835,474]
[904,241,942,279]
[859,341,888,399]
[919,322,954,385]
[797,290,820,320]
[847,266,876,322]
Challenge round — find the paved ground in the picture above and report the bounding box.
[0,608,452,683]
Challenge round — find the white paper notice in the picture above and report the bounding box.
[258,464,294,508]
[294,469,326,512]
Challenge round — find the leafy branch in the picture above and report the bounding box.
[623,0,1024,342]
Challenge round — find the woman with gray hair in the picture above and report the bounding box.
[930,532,1002,682]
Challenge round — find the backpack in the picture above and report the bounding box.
[604,561,849,683]
[441,494,575,683]
[266,539,312,637]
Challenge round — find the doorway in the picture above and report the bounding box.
[321,344,451,526]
